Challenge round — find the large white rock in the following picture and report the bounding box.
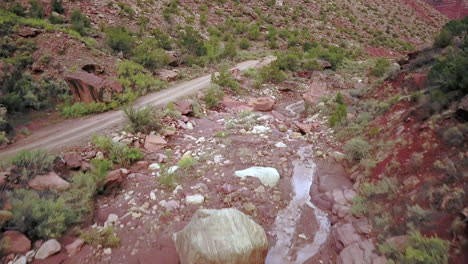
[35,239,61,260]
[173,208,268,264]
[235,167,280,187]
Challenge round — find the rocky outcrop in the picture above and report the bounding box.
[63,152,82,169]
[173,208,268,264]
[0,231,31,254]
[28,172,70,192]
[423,0,468,19]
[248,97,275,112]
[65,71,123,103]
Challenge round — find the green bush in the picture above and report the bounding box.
[212,67,240,93]
[248,25,261,40]
[48,14,64,24]
[80,226,120,248]
[92,135,143,166]
[9,189,76,239]
[10,150,55,181]
[344,137,371,162]
[9,3,26,17]
[29,0,44,18]
[370,58,391,77]
[162,0,179,21]
[434,29,452,48]
[123,106,161,134]
[178,156,197,170]
[60,102,110,117]
[117,60,166,95]
[222,39,237,59]
[277,51,301,72]
[329,104,347,127]
[204,85,224,109]
[239,38,250,50]
[259,63,286,84]
[134,39,170,70]
[70,10,90,36]
[106,26,135,54]
[179,26,206,56]
[51,0,64,14]
[442,126,464,146]
[150,28,172,50]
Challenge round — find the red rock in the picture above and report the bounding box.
[316,59,332,68]
[63,152,82,169]
[279,81,299,91]
[294,122,313,134]
[230,68,242,80]
[248,97,275,112]
[18,27,40,38]
[220,97,253,112]
[102,169,123,193]
[175,100,193,115]
[64,71,123,103]
[405,73,427,92]
[28,172,71,192]
[0,231,31,254]
[159,69,178,82]
[65,239,84,256]
[302,82,328,105]
[144,135,167,152]
[271,111,286,122]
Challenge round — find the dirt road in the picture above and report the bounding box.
[0,60,260,159]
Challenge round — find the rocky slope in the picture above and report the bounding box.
[423,0,468,19]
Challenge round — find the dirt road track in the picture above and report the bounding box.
[0,60,259,159]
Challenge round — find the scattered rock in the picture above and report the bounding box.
[294,122,313,134]
[65,239,84,256]
[63,152,82,169]
[103,248,112,255]
[335,223,361,247]
[279,81,299,91]
[148,163,160,170]
[173,208,268,264]
[235,167,280,187]
[403,175,420,187]
[35,239,61,260]
[275,142,287,148]
[18,27,40,38]
[338,240,376,264]
[28,172,71,192]
[332,151,346,162]
[144,135,167,152]
[186,194,205,205]
[249,97,275,112]
[0,231,31,254]
[160,200,181,211]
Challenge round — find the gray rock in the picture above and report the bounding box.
[173,208,268,264]
[235,167,280,187]
[336,223,361,247]
[35,239,61,260]
[12,256,27,264]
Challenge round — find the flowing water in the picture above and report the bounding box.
[266,146,330,264]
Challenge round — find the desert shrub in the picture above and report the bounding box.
[162,0,179,21]
[222,39,237,59]
[248,24,261,40]
[212,67,240,93]
[92,135,143,166]
[277,50,301,72]
[178,156,197,170]
[63,159,112,218]
[123,106,161,133]
[428,49,467,106]
[434,29,453,48]
[70,10,90,36]
[9,189,76,239]
[239,38,250,50]
[10,150,55,181]
[306,45,349,70]
[48,14,63,24]
[370,58,390,77]
[204,85,224,109]
[51,0,64,14]
[259,63,286,83]
[150,28,172,50]
[344,137,371,162]
[178,26,206,56]
[106,26,135,54]
[442,126,464,146]
[60,102,110,117]
[392,231,449,264]
[134,39,170,70]
[29,0,44,18]
[9,3,26,17]
[329,93,347,126]
[117,60,166,94]
[350,195,368,216]
[80,226,120,248]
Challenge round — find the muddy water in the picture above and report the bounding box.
[266,146,330,264]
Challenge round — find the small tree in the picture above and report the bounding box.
[106,26,135,54]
